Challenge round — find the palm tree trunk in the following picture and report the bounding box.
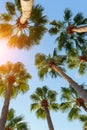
[45,108,54,130]
[73,26,87,33]
[20,0,34,24]
[0,84,12,130]
[51,64,87,102]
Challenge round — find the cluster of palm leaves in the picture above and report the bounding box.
[0,0,47,49]
[5,108,29,130]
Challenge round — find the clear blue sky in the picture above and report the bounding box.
[0,0,87,130]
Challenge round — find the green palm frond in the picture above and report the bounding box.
[31,103,40,111]
[7,108,14,120]
[74,13,84,25]
[79,115,87,122]
[78,63,87,75]
[59,102,72,112]
[14,0,21,12]
[83,122,87,130]
[68,107,81,121]
[36,108,46,119]
[48,90,57,102]
[30,94,40,101]
[49,20,64,34]
[35,53,46,66]
[5,2,16,15]
[17,122,28,130]
[50,103,59,111]
[30,4,47,25]
[17,83,29,93]
[61,87,72,100]
[64,8,72,21]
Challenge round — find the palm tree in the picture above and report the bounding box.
[0,61,31,130]
[30,86,59,130]
[59,86,87,121]
[0,1,47,49]
[35,49,87,102]
[5,108,29,130]
[49,8,87,55]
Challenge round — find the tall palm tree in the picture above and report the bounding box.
[49,8,87,55]
[0,61,31,130]
[35,49,87,102]
[59,86,87,121]
[0,1,47,49]
[5,108,29,130]
[30,86,59,130]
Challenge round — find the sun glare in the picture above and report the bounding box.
[0,40,13,64]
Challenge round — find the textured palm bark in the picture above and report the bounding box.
[45,108,54,130]
[51,64,87,102]
[0,84,12,130]
[20,0,34,24]
[72,26,87,33]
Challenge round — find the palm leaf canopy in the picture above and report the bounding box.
[0,61,31,98]
[66,49,87,75]
[0,1,47,49]
[35,48,66,79]
[5,108,29,130]
[59,86,87,121]
[49,8,87,55]
[30,86,59,119]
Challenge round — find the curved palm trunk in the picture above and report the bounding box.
[51,64,87,102]
[45,108,54,130]
[73,26,87,33]
[0,84,12,130]
[20,0,34,24]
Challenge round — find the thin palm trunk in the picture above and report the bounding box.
[20,0,34,24]
[0,84,12,130]
[51,64,87,102]
[73,25,87,33]
[45,108,54,130]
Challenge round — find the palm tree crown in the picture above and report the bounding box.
[0,61,31,98]
[49,8,87,55]
[0,1,47,49]
[5,108,29,130]
[59,86,87,121]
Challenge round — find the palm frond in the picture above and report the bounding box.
[30,103,40,111]
[68,107,81,121]
[50,103,59,111]
[36,108,46,119]
[64,8,72,21]
[0,24,13,39]
[59,102,72,112]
